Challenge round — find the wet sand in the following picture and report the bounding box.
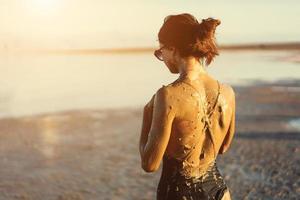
[0,79,300,200]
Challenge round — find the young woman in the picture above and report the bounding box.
[139,13,236,200]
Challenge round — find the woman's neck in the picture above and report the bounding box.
[178,57,207,81]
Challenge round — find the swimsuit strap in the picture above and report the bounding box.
[181,80,220,116]
[181,80,221,158]
[207,81,221,117]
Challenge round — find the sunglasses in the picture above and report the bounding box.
[154,46,168,61]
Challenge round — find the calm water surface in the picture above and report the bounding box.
[0,50,299,118]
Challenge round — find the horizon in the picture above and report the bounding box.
[2,42,300,54]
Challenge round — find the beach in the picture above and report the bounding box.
[0,79,299,200]
[1,0,300,198]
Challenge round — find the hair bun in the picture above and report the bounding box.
[201,18,221,26]
[195,17,221,39]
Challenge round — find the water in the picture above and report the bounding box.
[288,118,300,131]
[0,50,299,118]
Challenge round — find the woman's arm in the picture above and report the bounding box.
[139,94,155,159]
[139,86,175,172]
[219,89,236,154]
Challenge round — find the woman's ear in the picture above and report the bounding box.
[167,46,176,58]
[169,46,176,53]
[171,47,180,63]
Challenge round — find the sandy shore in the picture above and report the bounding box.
[0,79,299,200]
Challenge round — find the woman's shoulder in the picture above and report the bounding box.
[155,80,181,95]
[220,82,235,97]
[218,82,236,106]
[154,83,176,101]
[152,82,182,107]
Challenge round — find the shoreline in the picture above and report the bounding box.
[1,78,300,120]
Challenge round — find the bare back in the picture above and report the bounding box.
[163,75,235,177]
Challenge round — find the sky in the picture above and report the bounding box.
[0,0,299,49]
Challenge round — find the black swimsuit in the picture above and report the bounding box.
[156,80,229,200]
[157,156,228,200]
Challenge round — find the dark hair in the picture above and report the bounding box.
[158,13,221,66]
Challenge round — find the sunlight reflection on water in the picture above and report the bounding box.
[38,116,60,159]
[288,118,300,131]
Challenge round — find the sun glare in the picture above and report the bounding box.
[32,0,60,14]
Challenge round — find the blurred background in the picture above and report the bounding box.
[0,0,299,200]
